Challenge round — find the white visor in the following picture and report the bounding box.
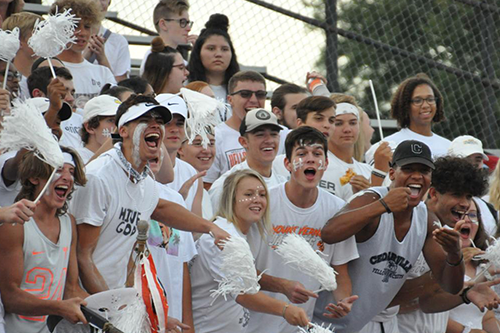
[117,102,172,128]
[335,103,359,119]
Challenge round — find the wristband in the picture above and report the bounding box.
[372,168,388,178]
[445,254,463,267]
[282,303,289,318]
[379,198,392,214]
[460,286,472,305]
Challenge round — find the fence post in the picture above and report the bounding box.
[325,0,339,92]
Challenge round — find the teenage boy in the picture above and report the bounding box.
[271,83,309,130]
[209,108,285,211]
[319,141,465,333]
[77,94,121,164]
[140,0,195,74]
[157,93,203,215]
[51,0,116,109]
[246,126,359,333]
[204,71,267,187]
[69,95,229,296]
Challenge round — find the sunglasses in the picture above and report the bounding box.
[230,90,267,100]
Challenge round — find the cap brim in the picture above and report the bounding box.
[118,103,172,128]
[395,157,435,170]
[247,124,282,133]
[58,102,72,121]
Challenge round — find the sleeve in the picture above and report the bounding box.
[179,231,197,262]
[103,67,117,85]
[69,173,109,227]
[208,175,225,213]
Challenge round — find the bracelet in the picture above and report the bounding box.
[445,254,464,267]
[379,198,392,214]
[460,286,472,305]
[372,168,388,178]
[282,303,289,318]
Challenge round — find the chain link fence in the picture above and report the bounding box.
[39,0,500,148]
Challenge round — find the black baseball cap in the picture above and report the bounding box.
[392,140,435,170]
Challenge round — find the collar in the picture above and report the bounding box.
[114,143,150,183]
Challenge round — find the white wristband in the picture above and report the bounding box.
[372,168,388,177]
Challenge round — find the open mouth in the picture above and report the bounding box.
[304,167,317,180]
[459,225,471,238]
[407,184,422,198]
[451,209,465,221]
[144,133,160,148]
[54,185,69,198]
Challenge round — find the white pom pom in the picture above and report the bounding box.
[180,87,223,148]
[0,28,20,62]
[210,236,261,301]
[275,234,337,292]
[475,237,500,268]
[298,323,335,333]
[28,8,80,58]
[0,99,63,168]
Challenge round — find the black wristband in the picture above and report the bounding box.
[460,286,472,304]
[445,254,464,267]
[379,198,391,214]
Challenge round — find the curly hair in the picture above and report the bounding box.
[50,0,102,26]
[187,14,240,88]
[431,156,488,197]
[15,147,87,216]
[390,73,445,129]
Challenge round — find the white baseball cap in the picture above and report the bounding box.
[83,95,121,123]
[448,135,488,161]
[335,102,359,119]
[239,108,281,135]
[117,102,172,128]
[156,93,188,119]
[30,97,72,121]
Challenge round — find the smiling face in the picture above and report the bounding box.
[227,80,266,121]
[390,163,432,207]
[330,113,359,149]
[298,108,335,139]
[200,34,232,75]
[163,114,186,153]
[239,126,280,167]
[409,84,436,130]
[430,188,473,228]
[36,163,75,209]
[285,143,328,190]
[233,176,267,233]
[178,134,215,172]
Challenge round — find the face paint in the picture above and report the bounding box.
[293,158,304,172]
[102,127,115,138]
[132,123,148,168]
[237,186,265,203]
[318,159,325,170]
[44,171,62,197]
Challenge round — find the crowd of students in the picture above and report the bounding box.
[1,0,500,333]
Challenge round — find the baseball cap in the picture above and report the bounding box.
[239,108,282,136]
[156,93,188,119]
[83,95,121,123]
[448,135,488,161]
[117,102,172,128]
[30,97,72,121]
[335,102,359,119]
[392,140,435,170]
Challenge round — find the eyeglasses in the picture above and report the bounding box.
[172,63,188,71]
[411,97,438,106]
[161,18,193,28]
[230,90,267,100]
[0,71,21,81]
[461,211,479,224]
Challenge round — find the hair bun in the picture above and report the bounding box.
[205,13,229,32]
[151,36,166,53]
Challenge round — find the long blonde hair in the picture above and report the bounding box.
[217,169,271,237]
[489,162,500,210]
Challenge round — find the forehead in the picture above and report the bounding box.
[335,113,358,121]
[293,142,325,152]
[308,108,335,118]
[394,162,431,172]
[238,176,265,191]
[204,34,229,46]
[412,84,434,97]
[234,80,265,91]
[283,93,308,106]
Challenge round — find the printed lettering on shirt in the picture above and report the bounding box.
[63,124,82,134]
[225,149,246,169]
[116,207,141,236]
[270,224,324,252]
[369,251,413,282]
[319,180,336,195]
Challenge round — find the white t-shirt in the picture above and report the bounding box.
[209,160,287,213]
[18,75,29,100]
[75,146,94,165]
[208,84,232,122]
[397,253,449,333]
[246,184,358,333]
[167,157,199,211]
[92,26,130,77]
[202,189,214,220]
[62,59,116,110]
[449,270,485,329]
[59,112,84,150]
[475,197,498,236]
[69,145,159,289]
[0,151,21,207]
[277,126,290,156]
[190,217,251,333]
[365,128,451,165]
[321,151,373,200]
[204,122,246,183]
[149,184,196,322]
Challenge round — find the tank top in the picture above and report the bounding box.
[4,214,72,333]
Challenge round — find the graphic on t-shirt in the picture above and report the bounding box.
[116,207,141,236]
[166,229,181,256]
[270,224,324,252]
[225,149,246,169]
[319,179,336,195]
[63,123,82,135]
[369,251,412,282]
[239,308,250,328]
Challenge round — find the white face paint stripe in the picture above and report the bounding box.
[132,123,148,168]
[293,157,304,172]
